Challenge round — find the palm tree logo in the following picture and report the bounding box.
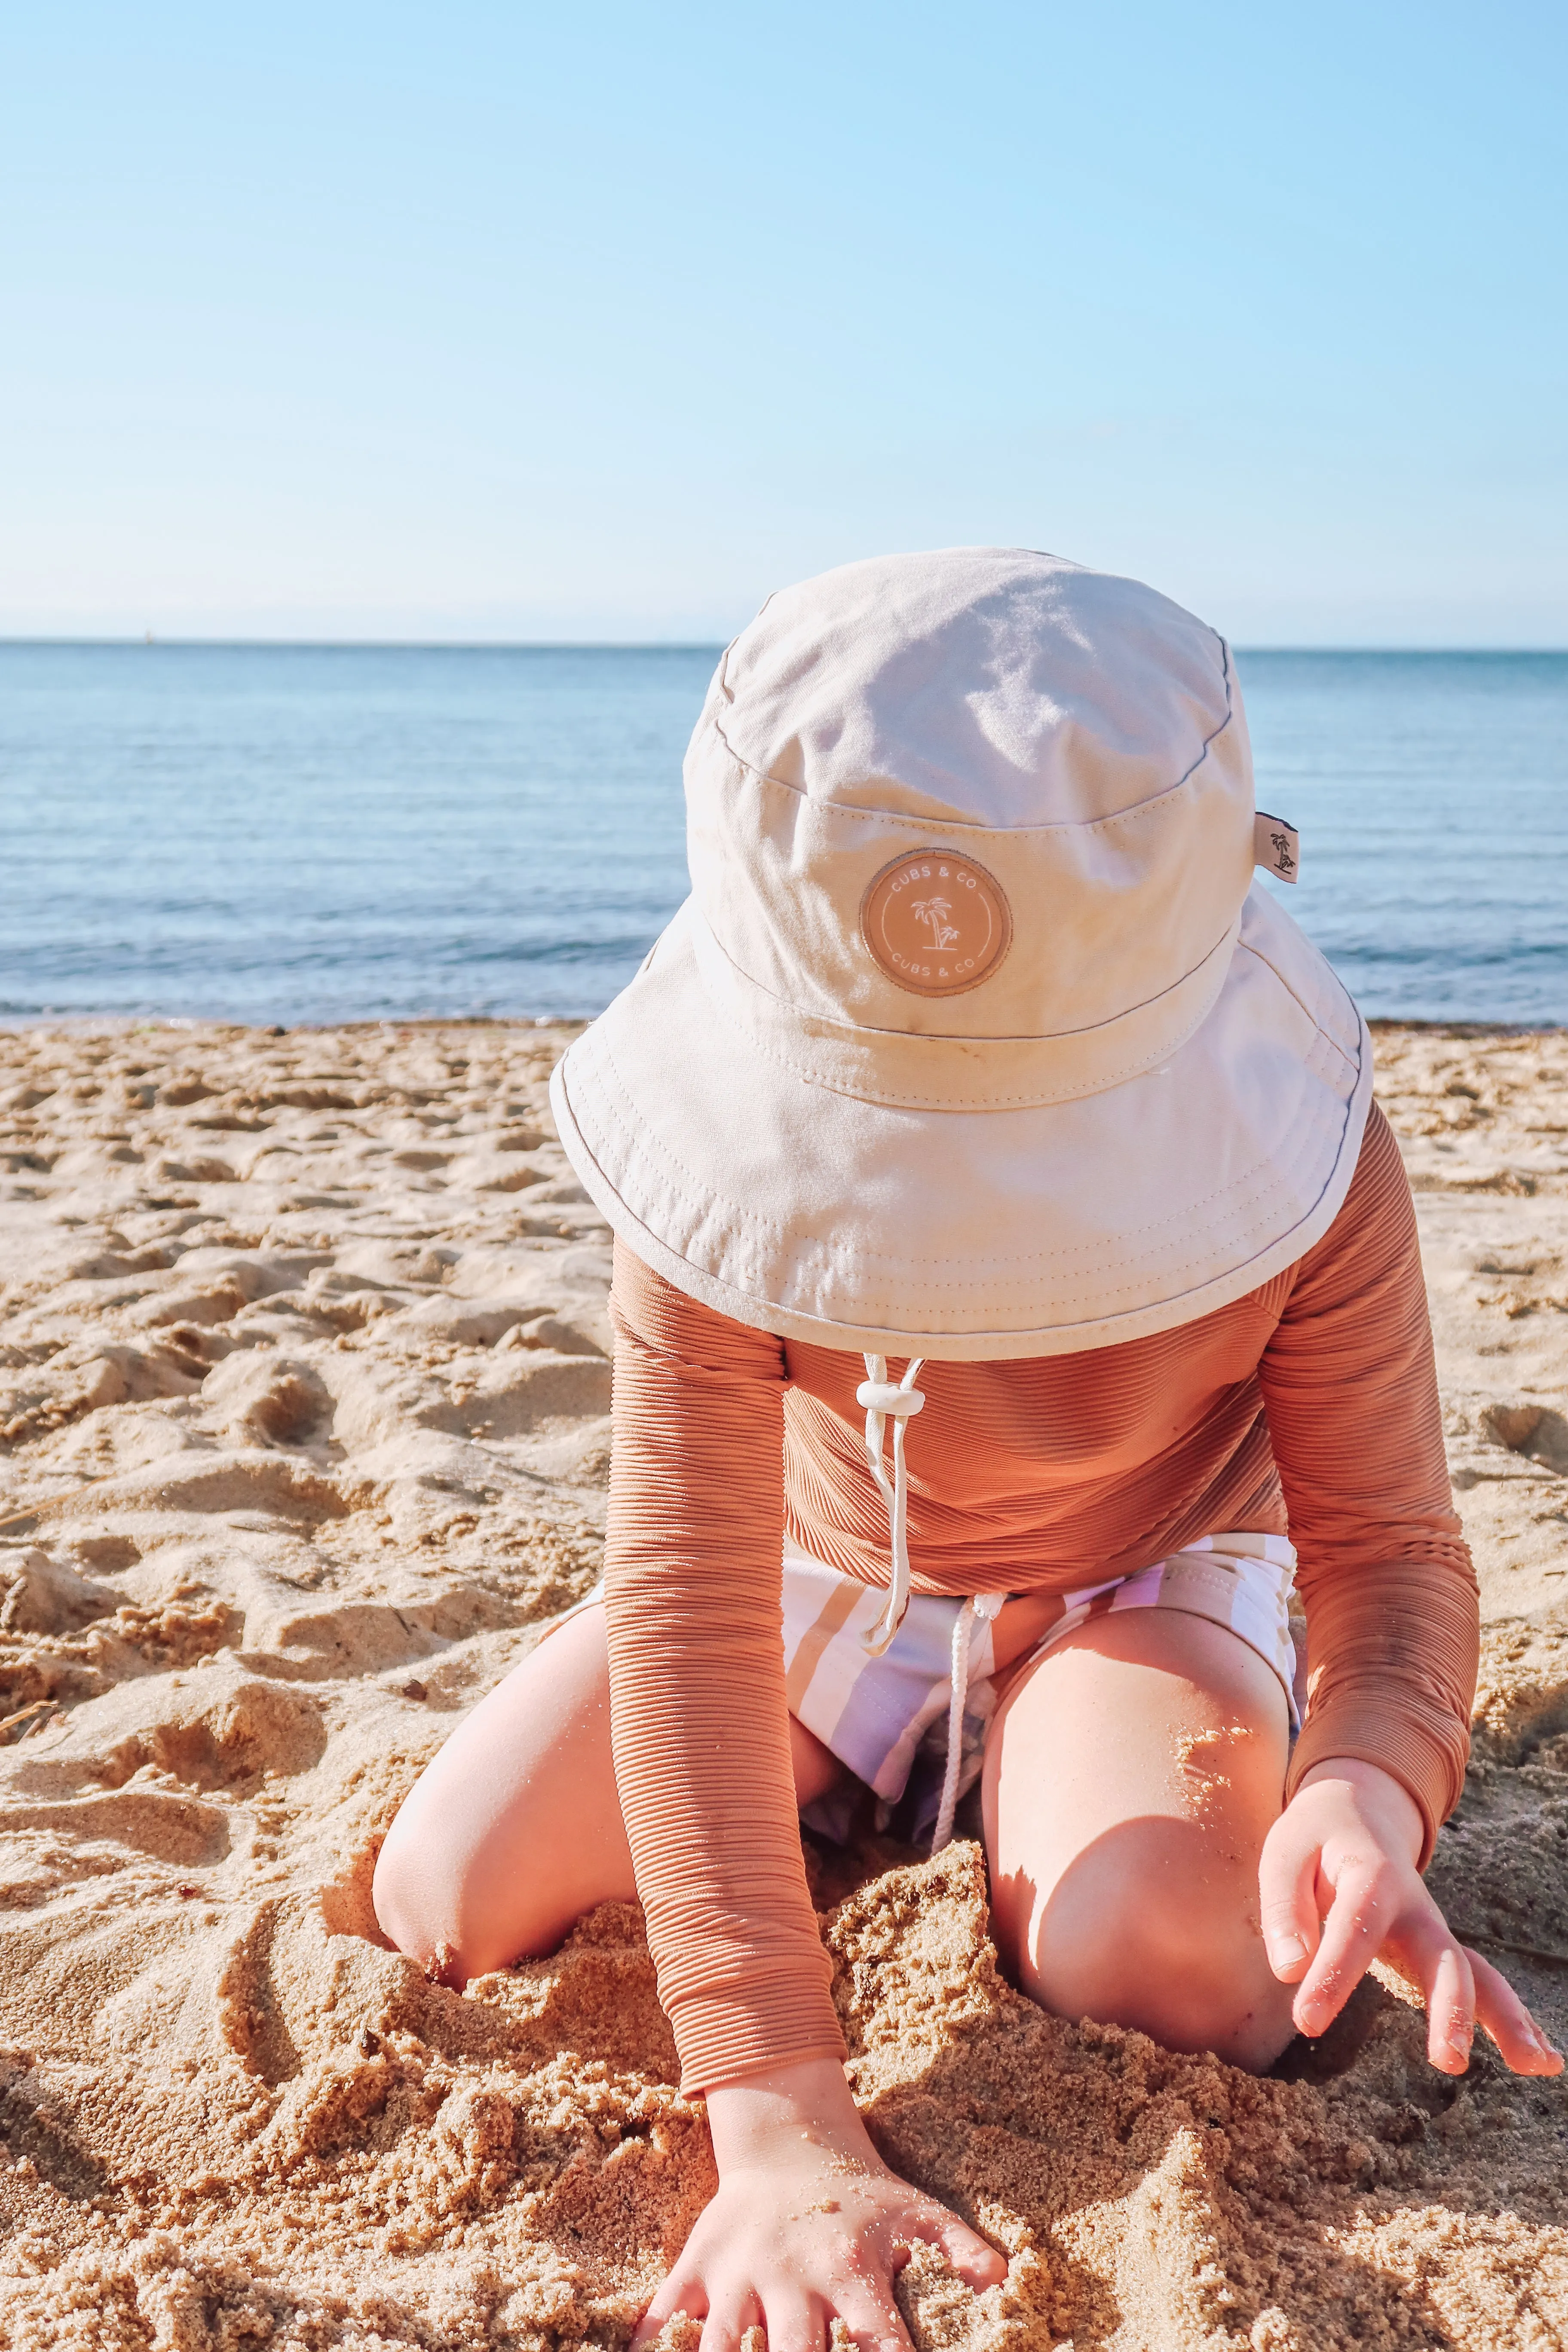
[911,895,959,950]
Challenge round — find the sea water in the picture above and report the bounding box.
[1,643,1563,1026]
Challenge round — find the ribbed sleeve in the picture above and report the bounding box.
[1262,1106,1478,1862]
[603,1249,845,2094]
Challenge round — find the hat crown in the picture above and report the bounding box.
[686,548,1256,1044]
[716,546,1234,829]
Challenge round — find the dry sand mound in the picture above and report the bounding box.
[0,1018,1564,2351]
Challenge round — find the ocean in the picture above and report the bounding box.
[1,644,1563,1027]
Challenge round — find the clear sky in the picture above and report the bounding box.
[3,2,1563,645]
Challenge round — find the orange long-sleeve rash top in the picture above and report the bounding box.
[603,1103,1477,2094]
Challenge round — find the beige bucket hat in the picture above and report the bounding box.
[551,547,1372,1364]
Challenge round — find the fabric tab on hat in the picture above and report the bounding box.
[1255,812,1301,883]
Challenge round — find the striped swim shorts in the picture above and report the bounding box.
[781,1531,1301,1847]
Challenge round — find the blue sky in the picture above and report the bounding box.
[3,3,1563,644]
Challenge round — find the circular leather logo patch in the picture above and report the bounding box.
[860,849,1013,997]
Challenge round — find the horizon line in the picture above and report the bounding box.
[3,635,1567,658]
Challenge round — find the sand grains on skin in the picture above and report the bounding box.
[0,1017,1565,2350]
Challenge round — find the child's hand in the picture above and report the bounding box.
[632,2055,1005,2352]
[1259,1756,1562,2077]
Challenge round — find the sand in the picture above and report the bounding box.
[0,1017,1563,2351]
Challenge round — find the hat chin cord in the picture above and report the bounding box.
[856,1355,926,1657]
[856,1356,1006,1852]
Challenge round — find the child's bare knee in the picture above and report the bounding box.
[371,1814,450,1965]
[1023,1864,1292,2069]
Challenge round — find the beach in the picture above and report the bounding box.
[0,1015,1564,2351]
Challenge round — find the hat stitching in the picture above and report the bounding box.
[578,1017,1348,1296]
[581,914,1357,1161]
[686,975,1228,1115]
[597,1139,1336,1320]
[1234,935,1359,1066]
[579,995,1339,1284]
[1298,1015,1359,1093]
[690,903,1237,1103]
[576,1118,1366,1349]
[703,673,1236,847]
[577,1032,797,1247]
[566,1097,1369,1343]
[768,1140,1323,1305]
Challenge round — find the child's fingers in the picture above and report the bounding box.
[1468,1946,1565,2077]
[726,2295,771,2352]
[900,2208,1005,2291]
[1290,1860,1394,2037]
[1256,1812,1323,1982]
[699,2294,765,2352]
[1414,1933,1476,2074]
[885,2212,1000,2291]
[632,2275,709,2350]
[758,2288,829,2352]
[827,2281,913,2352]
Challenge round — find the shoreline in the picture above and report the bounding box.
[2,1011,1564,1032]
[0,1013,588,1038]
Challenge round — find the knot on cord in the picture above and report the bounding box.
[855,1380,925,1417]
[859,1354,926,1659]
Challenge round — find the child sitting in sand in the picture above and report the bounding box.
[374,550,1560,2349]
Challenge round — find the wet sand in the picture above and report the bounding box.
[0,1018,1564,2349]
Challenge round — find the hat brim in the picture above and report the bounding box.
[551,887,1373,1362]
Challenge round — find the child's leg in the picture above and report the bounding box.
[982,1608,1297,2071]
[373,1602,844,1986]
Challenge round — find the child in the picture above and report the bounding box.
[375,550,1559,2351]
